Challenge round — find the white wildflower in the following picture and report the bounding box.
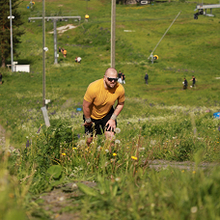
[78,140,86,146]
[150,140,156,145]
[115,177,121,182]
[191,206,198,214]
[115,127,121,134]
[115,139,121,144]
[151,203,155,208]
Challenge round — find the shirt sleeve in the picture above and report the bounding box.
[84,83,95,103]
[118,86,125,103]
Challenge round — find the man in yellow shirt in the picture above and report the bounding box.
[83,67,125,146]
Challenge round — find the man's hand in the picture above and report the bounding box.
[106,119,116,132]
[83,121,93,127]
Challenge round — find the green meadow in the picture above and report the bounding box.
[0,0,220,219]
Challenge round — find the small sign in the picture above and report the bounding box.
[41,106,50,127]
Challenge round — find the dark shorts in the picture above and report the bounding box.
[83,107,117,136]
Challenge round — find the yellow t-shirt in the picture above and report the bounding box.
[84,79,125,120]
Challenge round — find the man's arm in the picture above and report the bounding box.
[83,99,92,126]
[113,102,124,117]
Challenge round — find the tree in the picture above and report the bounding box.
[0,0,24,68]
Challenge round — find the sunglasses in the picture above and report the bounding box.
[106,77,118,82]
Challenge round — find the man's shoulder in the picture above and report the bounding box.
[88,79,102,90]
[116,83,125,93]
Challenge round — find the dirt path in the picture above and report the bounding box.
[148,159,218,171]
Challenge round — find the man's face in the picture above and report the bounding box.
[104,71,118,89]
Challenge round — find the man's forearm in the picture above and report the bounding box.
[83,100,92,119]
[83,107,91,119]
[111,102,124,120]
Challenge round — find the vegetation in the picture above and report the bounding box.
[0,0,220,219]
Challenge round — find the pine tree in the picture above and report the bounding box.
[0,0,24,68]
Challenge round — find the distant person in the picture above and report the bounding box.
[75,57,81,63]
[183,78,188,90]
[144,72,148,84]
[63,49,67,58]
[121,72,126,84]
[0,73,2,84]
[58,47,61,53]
[190,75,197,88]
[118,71,122,84]
[83,67,125,146]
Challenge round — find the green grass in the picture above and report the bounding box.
[0,0,220,219]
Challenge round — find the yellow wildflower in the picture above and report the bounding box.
[192,171,196,174]
[182,170,185,173]
[113,153,117,156]
[131,156,138,160]
[62,153,66,156]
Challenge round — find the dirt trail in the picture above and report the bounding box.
[148,159,218,171]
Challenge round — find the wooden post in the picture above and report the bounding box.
[111,0,116,68]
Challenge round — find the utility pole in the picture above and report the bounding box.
[42,0,46,107]
[9,0,14,72]
[41,0,50,127]
[111,0,116,68]
[53,20,57,64]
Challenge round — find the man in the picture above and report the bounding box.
[121,72,126,84]
[63,49,67,58]
[190,75,196,87]
[183,78,188,90]
[118,70,122,84]
[83,68,125,146]
[144,72,148,84]
[77,57,81,63]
